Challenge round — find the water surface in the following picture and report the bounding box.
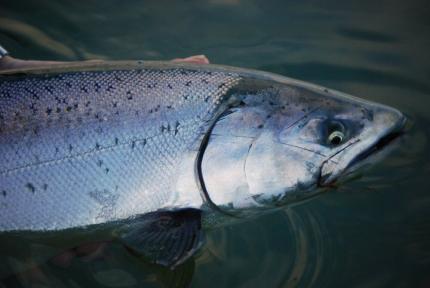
[0,0,429,287]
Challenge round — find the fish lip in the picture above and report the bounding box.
[317,115,407,188]
[345,130,403,169]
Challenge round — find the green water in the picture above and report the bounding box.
[1,0,429,287]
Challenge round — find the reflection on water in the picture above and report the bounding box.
[1,0,429,287]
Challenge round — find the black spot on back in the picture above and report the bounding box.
[26,183,35,193]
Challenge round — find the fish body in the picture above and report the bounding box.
[0,62,242,231]
[0,60,405,266]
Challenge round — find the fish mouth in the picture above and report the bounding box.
[346,130,403,169]
[318,115,407,187]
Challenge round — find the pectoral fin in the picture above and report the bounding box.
[117,208,204,268]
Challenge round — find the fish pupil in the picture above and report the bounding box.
[330,135,342,145]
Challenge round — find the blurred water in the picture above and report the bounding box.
[0,0,429,287]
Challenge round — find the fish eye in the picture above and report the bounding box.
[328,131,344,145]
[326,120,346,146]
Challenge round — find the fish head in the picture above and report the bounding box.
[202,76,406,211]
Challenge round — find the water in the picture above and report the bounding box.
[0,0,429,287]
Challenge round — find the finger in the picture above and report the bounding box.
[171,55,210,64]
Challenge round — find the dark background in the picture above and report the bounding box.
[1,0,430,287]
